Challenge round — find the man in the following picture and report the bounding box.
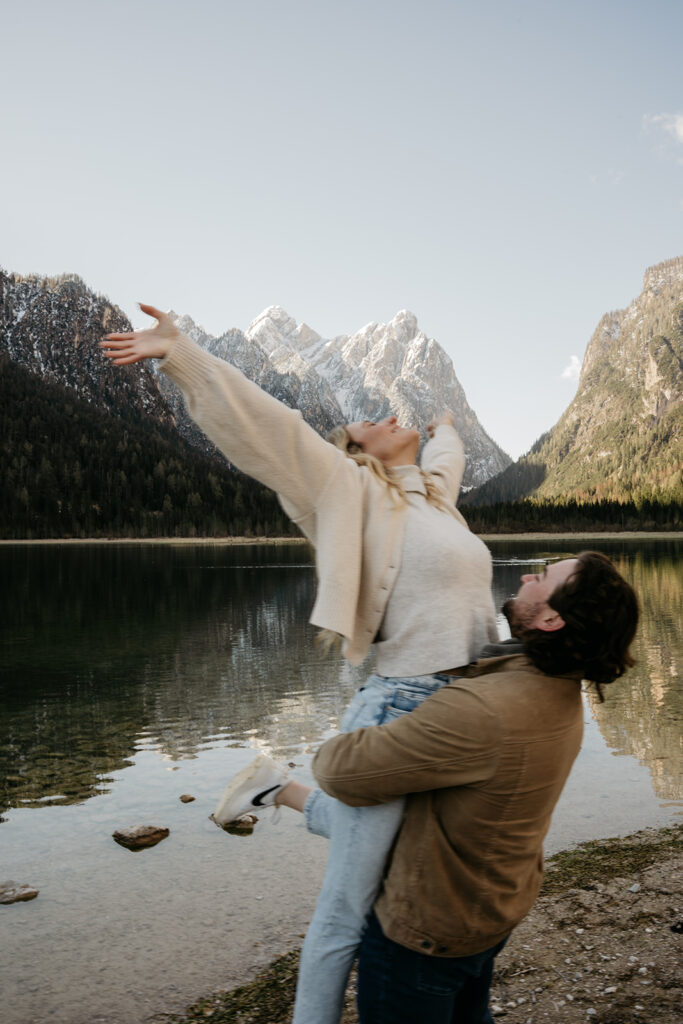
[312,551,639,1024]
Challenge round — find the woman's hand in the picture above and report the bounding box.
[427,411,455,437]
[99,303,181,365]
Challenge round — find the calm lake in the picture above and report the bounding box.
[1,538,681,1024]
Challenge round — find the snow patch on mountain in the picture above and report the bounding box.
[242,306,510,487]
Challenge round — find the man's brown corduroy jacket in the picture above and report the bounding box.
[313,652,584,957]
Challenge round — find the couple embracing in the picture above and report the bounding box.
[102,307,638,1024]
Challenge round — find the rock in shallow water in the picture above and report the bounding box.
[0,881,39,904]
[112,825,170,851]
[221,813,259,836]
[179,794,195,803]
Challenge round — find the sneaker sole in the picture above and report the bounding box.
[211,755,271,826]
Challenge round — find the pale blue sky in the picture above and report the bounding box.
[2,0,682,457]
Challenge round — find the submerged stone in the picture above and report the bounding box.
[112,825,170,851]
[179,794,195,803]
[222,813,259,836]
[0,881,39,904]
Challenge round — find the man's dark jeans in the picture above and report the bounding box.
[357,911,508,1024]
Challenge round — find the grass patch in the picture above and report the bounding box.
[165,950,300,1024]
[541,824,682,895]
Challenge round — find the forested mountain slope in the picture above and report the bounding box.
[0,354,296,539]
[467,257,683,506]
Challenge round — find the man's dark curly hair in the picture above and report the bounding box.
[515,551,639,700]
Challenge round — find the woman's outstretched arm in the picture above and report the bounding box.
[100,304,353,518]
[99,303,180,363]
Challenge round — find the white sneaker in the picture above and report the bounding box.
[211,754,290,827]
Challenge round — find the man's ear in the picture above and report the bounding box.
[533,607,566,633]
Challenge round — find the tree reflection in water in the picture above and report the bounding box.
[587,547,682,801]
[1,538,680,816]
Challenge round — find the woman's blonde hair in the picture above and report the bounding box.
[326,424,449,512]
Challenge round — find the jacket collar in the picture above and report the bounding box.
[467,644,584,683]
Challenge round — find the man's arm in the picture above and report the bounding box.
[313,683,501,807]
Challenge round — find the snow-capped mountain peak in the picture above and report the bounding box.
[241,306,510,486]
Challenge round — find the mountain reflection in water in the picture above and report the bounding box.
[1,538,681,816]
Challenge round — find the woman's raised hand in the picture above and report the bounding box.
[99,303,181,365]
[427,411,455,437]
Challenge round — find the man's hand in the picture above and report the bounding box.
[99,303,181,365]
[427,411,455,437]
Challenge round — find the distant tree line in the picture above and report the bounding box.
[3,353,680,540]
[0,353,299,539]
[461,497,682,533]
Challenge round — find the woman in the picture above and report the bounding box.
[100,304,499,1024]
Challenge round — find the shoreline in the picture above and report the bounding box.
[163,824,682,1024]
[0,531,681,546]
[0,536,311,546]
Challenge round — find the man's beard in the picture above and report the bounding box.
[502,598,542,638]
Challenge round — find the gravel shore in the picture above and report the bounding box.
[157,824,682,1024]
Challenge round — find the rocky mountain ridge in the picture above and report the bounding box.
[169,305,512,487]
[2,269,509,489]
[0,270,172,428]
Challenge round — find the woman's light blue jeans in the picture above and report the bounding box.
[292,672,454,1024]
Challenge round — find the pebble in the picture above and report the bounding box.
[628,882,641,892]
[179,794,195,803]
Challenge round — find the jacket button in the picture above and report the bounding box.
[421,940,432,950]
[437,945,449,954]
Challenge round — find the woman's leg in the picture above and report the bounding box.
[292,795,406,1024]
[291,673,452,1024]
[276,780,311,814]
[295,675,394,842]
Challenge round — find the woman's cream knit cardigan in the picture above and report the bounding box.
[160,331,468,665]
